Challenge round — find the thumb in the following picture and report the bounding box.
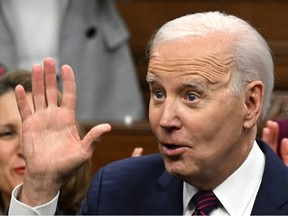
[280,138,288,166]
[82,123,112,150]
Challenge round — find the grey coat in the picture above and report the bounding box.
[0,0,145,122]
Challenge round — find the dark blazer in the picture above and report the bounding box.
[80,139,288,215]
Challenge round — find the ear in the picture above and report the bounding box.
[243,81,264,129]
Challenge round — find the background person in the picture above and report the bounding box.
[0,0,145,123]
[0,73,26,214]
[262,120,288,166]
[8,11,288,215]
[256,91,288,165]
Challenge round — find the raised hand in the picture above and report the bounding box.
[15,58,111,206]
[262,120,288,166]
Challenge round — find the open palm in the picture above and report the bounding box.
[15,58,111,205]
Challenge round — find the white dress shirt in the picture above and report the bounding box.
[9,185,59,215]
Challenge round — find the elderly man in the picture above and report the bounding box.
[9,11,288,215]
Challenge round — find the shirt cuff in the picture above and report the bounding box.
[8,183,59,215]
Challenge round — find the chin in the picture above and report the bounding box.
[12,179,23,188]
[164,160,187,177]
[163,158,200,179]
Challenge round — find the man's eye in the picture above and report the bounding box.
[153,90,165,100]
[186,93,198,101]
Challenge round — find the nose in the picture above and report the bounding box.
[16,136,24,157]
[159,100,182,130]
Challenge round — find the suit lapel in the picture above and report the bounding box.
[146,170,183,214]
[252,139,288,214]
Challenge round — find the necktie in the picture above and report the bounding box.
[192,190,220,216]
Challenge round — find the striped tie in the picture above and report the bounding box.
[192,190,220,215]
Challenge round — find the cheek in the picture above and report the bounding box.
[0,145,19,174]
[0,173,22,195]
[0,143,18,158]
[0,156,23,192]
[0,147,11,165]
[0,159,11,190]
[148,105,160,126]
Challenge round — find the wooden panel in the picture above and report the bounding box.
[275,65,288,90]
[116,0,288,106]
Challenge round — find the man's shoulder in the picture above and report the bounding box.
[257,138,288,178]
[88,153,173,201]
[253,139,288,214]
[83,153,183,214]
[101,153,164,175]
[88,154,167,194]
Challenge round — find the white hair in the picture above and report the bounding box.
[148,11,274,119]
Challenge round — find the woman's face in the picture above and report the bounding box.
[0,91,33,197]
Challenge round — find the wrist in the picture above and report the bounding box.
[19,175,61,207]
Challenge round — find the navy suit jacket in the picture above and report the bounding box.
[79,139,288,214]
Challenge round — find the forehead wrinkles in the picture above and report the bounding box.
[192,55,233,84]
[149,52,234,84]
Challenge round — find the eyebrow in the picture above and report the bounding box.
[184,80,205,87]
[146,73,156,83]
[146,75,207,96]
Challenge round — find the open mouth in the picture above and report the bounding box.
[163,144,180,150]
[161,143,186,156]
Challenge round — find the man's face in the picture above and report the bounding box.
[148,35,254,189]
